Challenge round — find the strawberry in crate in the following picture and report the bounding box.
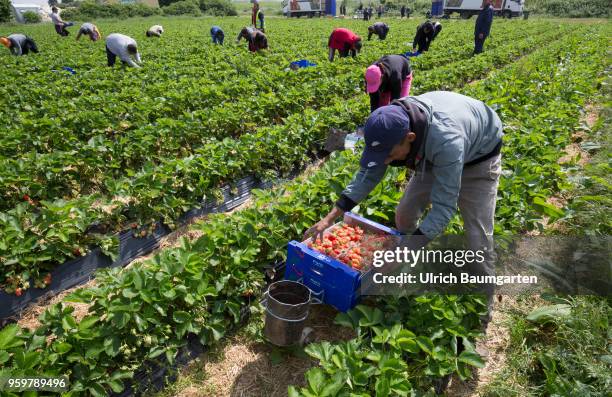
[307,223,389,271]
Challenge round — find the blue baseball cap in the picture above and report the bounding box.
[360,105,411,169]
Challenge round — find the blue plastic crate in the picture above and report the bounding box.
[285,212,401,312]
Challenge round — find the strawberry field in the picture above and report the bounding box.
[0,15,610,397]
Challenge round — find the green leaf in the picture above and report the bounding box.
[334,311,360,330]
[61,314,78,331]
[14,351,40,369]
[85,344,105,359]
[538,352,557,373]
[306,367,325,394]
[526,304,571,324]
[416,336,434,355]
[458,351,486,368]
[379,357,406,374]
[132,270,144,289]
[321,370,346,396]
[107,379,124,393]
[356,305,383,327]
[288,386,301,397]
[78,316,99,331]
[0,324,23,350]
[451,336,458,356]
[305,342,334,363]
[110,370,134,381]
[375,375,391,397]
[532,197,565,219]
[88,383,107,397]
[172,310,191,324]
[398,335,419,353]
[104,336,120,357]
[208,322,226,341]
[456,361,472,380]
[54,342,72,354]
[122,288,139,298]
[148,346,165,359]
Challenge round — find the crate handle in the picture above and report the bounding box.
[296,277,324,305]
[309,268,323,277]
[310,288,324,305]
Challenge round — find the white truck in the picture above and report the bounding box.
[282,0,325,17]
[443,0,525,19]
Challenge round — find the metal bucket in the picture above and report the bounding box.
[262,280,317,346]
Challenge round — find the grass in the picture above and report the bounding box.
[482,296,612,397]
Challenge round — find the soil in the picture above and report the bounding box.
[166,305,354,397]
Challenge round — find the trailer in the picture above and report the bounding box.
[282,0,325,17]
[441,0,525,19]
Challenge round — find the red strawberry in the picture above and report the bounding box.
[15,288,22,297]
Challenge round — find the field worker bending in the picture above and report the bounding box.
[365,55,413,112]
[367,22,389,41]
[1,34,39,55]
[328,28,362,61]
[237,27,268,52]
[474,0,493,55]
[76,23,101,41]
[105,33,142,68]
[305,91,504,329]
[410,20,442,55]
[211,26,224,45]
[146,25,164,38]
[51,7,73,37]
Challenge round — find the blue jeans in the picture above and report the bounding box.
[474,36,486,54]
[212,33,224,45]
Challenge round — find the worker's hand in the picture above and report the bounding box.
[478,33,484,39]
[304,219,333,242]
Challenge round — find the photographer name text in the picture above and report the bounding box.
[374,272,538,286]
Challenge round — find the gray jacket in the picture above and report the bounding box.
[342,91,503,239]
[7,34,27,56]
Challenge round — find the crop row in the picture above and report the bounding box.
[1,18,542,145]
[0,21,552,203]
[0,21,565,210]
[0,23,579,293]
